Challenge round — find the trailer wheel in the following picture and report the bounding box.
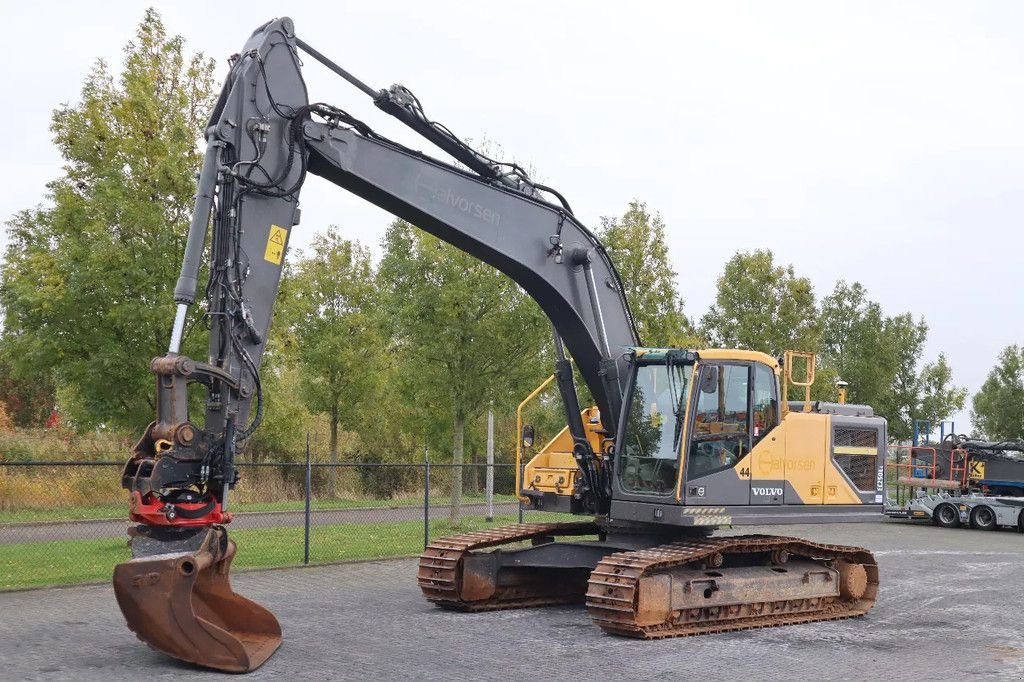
[933,503,960,528]
[970,505,997,531]
[1017,509,1024,534]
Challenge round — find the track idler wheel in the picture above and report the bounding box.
[113,525,282,672]
[836,560,868,601]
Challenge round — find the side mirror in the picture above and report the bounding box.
[521,424,535,448]
[700,365,719,394]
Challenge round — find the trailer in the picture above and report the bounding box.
[899,492,1024,532]
[885,437,1024,531]
[907,437,1024,496]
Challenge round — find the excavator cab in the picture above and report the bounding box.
[522,348,887,522]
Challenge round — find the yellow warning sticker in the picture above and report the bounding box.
[264,224,288,265]
[968,460,985,480]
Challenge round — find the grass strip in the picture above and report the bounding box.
[0,493,520,524]
[0,513,577,590]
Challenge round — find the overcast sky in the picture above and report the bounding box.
[2,1,1022,433]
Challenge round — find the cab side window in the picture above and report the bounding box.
[753,364,779,445]
[689,363,750,478]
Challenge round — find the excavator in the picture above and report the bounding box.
[114,17,885,672]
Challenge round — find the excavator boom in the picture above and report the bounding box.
[116,16,638,671]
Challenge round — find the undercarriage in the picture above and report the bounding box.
[418,522,877,637]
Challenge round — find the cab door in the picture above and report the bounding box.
[749,362,787,505]
[684,362,752,506]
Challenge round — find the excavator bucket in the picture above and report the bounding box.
[113,525,281,673]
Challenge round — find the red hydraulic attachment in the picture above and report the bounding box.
[127,491,233,526]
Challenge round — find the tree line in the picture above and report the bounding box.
[1,11,1019,473]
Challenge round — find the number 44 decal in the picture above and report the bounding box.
[738,467,750,479]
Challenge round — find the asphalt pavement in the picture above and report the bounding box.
[1,521,1022,681]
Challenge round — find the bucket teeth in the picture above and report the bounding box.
[113,525,282,673]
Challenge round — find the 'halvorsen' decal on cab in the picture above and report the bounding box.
[264,225,288,265]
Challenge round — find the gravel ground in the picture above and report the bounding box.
[1,520,1022,681]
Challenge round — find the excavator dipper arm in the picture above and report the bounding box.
[116,17,638,671]
[122,16,639,528]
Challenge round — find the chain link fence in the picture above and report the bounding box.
[0,458,567,590]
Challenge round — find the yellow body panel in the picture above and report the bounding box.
[739,410,864,505]
[522,407,604,497]
[766,412,826,503]
[748,417,790,480]
[833,446,877,456]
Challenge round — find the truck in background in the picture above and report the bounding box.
[886,434,1024,531]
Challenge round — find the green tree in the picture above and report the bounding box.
[819,281,899,407]
[0,345,56,428]
[378,220,549,523]
[880,313,930,440]
[598,201,694,346]
[286,228,383,494]
[917,353,967,432]
[0,10,215,429]
[700,249,818,354]
[971,345,1024,440]
[815,278,913,405]
[818,281,964,441]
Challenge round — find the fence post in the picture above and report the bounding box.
[423,445,430,549]
[304,433,311,565]
[518,457,524,524]
[486,407,494,523]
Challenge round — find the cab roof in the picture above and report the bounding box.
[631,347,780,370]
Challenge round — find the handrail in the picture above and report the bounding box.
[890,446,939,480]
[782,350,816,414]
[889,445,968,487]
[515,374,557,500]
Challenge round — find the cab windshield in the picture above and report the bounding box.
[618,358,693,495]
